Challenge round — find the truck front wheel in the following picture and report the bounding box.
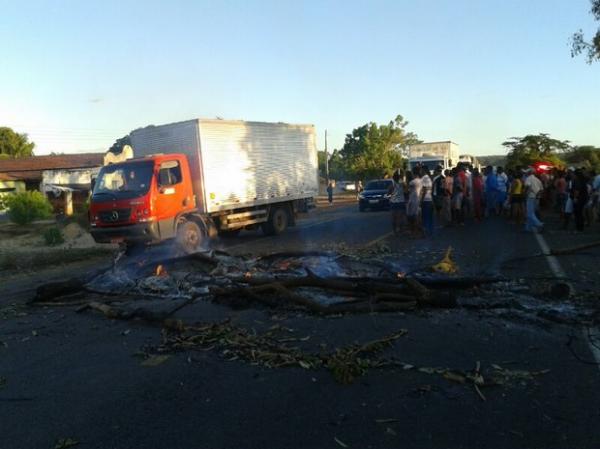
[262,207,288,235]
[176,220,203,254]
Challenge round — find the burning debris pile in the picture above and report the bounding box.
[30,248,597,325]
[32,249,504,315]
[28,249,564,396]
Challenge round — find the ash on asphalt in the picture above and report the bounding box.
[2,208,600,449]
[2,297,600,449]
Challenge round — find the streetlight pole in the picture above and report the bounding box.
[325,129,329,183]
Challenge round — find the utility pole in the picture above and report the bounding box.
[325,129,329,182]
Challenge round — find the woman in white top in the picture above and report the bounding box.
[406,168,422,236]
[388,170,406,235]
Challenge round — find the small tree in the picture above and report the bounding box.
[339,115,420,180]
[562,145,600,171]
[5,191,53,225]
[503,134,570,170]
[0,127,35,158]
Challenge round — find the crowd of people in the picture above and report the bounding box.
[386,163,600,237]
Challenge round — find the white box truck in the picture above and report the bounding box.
[408,141,460,171]
[89,119,318,252]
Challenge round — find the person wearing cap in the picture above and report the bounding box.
[524,168,544,232]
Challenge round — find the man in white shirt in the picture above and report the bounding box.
[496,167,509,214]
[524,169,544,232]
[420,166,434,236]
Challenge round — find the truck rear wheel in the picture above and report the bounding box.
[262,207,288,235]
[176,220,203,254]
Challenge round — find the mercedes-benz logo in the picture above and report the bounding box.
[110,211,119,221]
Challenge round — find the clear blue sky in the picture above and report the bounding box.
[1,0,598,156]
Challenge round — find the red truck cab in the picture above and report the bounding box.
[90,154,201,251]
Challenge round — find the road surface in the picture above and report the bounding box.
[1,203,600,449]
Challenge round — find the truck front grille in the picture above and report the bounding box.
[99,208,131,224]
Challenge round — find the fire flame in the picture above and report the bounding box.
[155,265,168,277]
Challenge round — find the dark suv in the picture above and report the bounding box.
[358,179,393,211]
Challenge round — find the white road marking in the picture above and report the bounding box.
[532,232,600,371]
[533,232,567,278]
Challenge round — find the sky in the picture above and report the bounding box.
[1,0,599,156]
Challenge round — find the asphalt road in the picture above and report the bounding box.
[1,202,600,449]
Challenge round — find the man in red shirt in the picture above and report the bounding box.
[554,171,567,218]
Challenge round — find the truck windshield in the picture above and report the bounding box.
[93,161,154,200]
[409,160,444,170]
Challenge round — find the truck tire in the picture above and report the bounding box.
[262,207,288,235]
[176,220,203,254]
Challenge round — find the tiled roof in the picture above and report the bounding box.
[0,153,104,181]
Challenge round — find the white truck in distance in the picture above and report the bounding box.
[408,141,460,171]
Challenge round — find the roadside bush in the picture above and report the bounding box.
[5,191,53,225]
[42,227,64,246]
[73,197,90,228]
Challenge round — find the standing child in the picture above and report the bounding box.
[326,181,333,205]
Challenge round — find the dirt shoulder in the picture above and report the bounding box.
[0,220,116,300]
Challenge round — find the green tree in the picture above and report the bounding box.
[0,127,35,158]
[503,134,570,170]
[328,149,347,180]
[339,115,420,180]
[561,145,600,171]
[318,149,348,180]
[317,150,328,178]
[571,0,600,63]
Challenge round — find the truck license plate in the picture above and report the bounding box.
[369,199,379,204]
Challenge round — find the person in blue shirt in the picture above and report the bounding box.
[496,166,509,215]
[485,166,498,217]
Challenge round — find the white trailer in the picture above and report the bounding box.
[128,118,318,236]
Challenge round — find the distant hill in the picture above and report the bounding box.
[478,155,507,167]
